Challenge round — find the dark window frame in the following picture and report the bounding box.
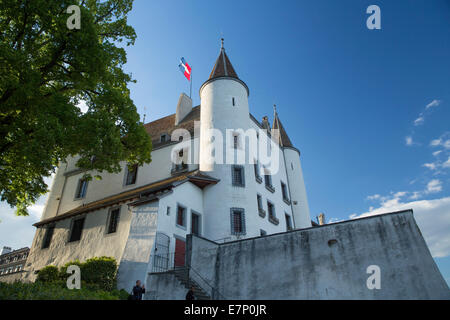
[106,207,121,234]
[74,178,88,199]
[68,217,85,243]
[230,208,246,236]
[176,204,187,229]
[124,164,138,186]
[191,211,201,236]
[42,224,55,249]
[231,165,245,187]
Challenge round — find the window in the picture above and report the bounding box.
[166,206,171,216]
[191,212,201,236]
[42,225,55,249]
[125,164,138,186]
[233,134,239,149]
[230,208,246,235]
[232,97,235,106]
[257,194,263,211]
[160,134,168,143]
[285,214,293,231]
[232,165,245,187]
[75,178,88,199]
[254,161,262,183]
[281,181,290,203]
[264,170,274,192]
[69,217,85,242]
[267,201,275,219]
[176,205,186,228]
[107,208,120,234]
[257,194,265,217]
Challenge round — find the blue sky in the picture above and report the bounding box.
[1,0,449,287]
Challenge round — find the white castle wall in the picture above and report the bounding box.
[283,147,311,229]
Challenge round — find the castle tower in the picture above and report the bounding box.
[199,40,255,240]
[272,110,312,229]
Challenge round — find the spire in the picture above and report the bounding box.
[272,105,294,148]
[209,38,239,80]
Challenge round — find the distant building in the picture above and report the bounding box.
[0,247,29,283]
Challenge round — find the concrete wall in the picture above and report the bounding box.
[186,210,449,299]
[117,201,159,291]
[146,272,187,300]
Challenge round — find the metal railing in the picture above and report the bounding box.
[149,251,226,300]
[187,264,227,300]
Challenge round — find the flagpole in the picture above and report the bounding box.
[190,70,192,99]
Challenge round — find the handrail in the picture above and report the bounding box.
[187,264,227,300]
[150,251,227,299]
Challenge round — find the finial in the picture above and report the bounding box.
[273,104,277,115]
[221,38,224,49]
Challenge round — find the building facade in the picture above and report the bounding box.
[0,247,29,283]
[22,42,312,291]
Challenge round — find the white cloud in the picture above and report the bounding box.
[433,150,443,157]
[425,99,442,110]
[352,197,450,258]
[405,136,413,146]
[414,116,424,126]
[423,162,438,170]
[443,157,450,168]
[426,179,442,194]
[430,132,450,150]
[366,194,381,201]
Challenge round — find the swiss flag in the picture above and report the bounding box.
[179,57,191,81]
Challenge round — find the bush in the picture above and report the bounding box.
[81,257,117,291]
[36,266,59,283]
[34,256,120,294]
[0,281,124,300]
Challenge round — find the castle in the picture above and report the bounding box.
[22,42,449,299]
[23,41,311,289]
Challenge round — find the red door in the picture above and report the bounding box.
[174,238,186,267]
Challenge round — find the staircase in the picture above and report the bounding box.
[173,266,211,300]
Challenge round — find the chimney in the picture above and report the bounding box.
[318,213,326,226]
[261,116,271,131]
[175,93,192,125]
[1,246,12,255]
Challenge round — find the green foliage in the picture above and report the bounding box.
[0,0,152,216]
[23,256,125,299]
[36,265,60,283]
[38,256,118,291]
[0,281,124,300]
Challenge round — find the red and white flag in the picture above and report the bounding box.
[178,57,191,81]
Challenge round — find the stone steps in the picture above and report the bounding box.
[173,267,211,300]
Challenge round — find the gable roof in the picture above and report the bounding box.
[143,105,200,148]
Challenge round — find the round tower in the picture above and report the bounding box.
[199,40,256,240]
[272,110,312,229]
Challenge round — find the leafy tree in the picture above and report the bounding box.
[0,0,152,215]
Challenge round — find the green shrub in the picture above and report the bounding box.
[31,256,120,295]
[0,281,124,300]
[81,257,117,291]
[36,266,60,283]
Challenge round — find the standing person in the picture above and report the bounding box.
[186,285,195,300]
[132,280,146,300]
